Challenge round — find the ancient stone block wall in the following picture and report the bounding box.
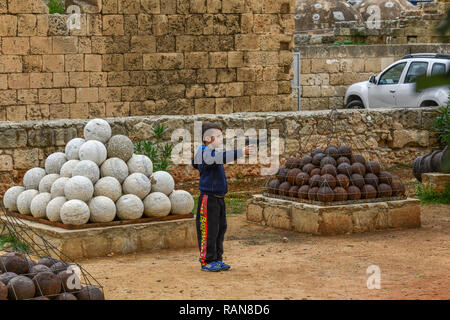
[296,43,450,111]
[0,0,295,121]
[0,107,440,195]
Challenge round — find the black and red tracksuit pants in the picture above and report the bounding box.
[196,194,227,266]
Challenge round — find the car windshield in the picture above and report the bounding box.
[378,62,407,85]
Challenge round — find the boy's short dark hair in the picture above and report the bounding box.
[202,122,222,142]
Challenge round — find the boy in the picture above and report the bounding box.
[192,122,253,272]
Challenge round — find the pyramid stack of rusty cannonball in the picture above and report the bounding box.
[2,119,195,226]
[265,145,406,203]
[0,251,103,300]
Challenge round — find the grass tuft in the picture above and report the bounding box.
[415,183,450,204]
[0,233,31,253]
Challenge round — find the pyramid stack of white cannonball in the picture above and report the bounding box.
[2,119,195,226]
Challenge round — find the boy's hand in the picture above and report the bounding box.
[244,145,256,155]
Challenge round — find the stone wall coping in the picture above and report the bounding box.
[0,214,195,238]
[0,108,439,130]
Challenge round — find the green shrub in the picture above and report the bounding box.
[48,0,66,14]
[134,125,174,172]
[0,234,30,253]
[415,182,450,204]
[433,103,450,146]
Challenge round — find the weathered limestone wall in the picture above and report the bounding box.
[0,0,295,121]
[296,43,450,110]
[295,0,450,45]
[0,108,440,195]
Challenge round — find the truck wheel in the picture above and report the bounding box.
[346,100,364,109]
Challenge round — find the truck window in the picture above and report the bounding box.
[404,62,428,84]
[378,63,407,85]
[431,63,446,75]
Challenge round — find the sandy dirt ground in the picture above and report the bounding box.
[77,204,450,300]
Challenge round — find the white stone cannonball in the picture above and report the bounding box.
[88,196,116,223]
[50,177,69,199]
[78,140,107,166]
[169,190,195,215]
[106,135,134,162]
[3,186,25,212]
[143,192,171,217]
[60,200,90,225]
[94,177,122,202]
[16,189,39,215]
[123,173,151,200]
[83,119,112,144]
[38,174,60,193]
[116,194,144,220]
[46,196,66,222]
[23,167,46,190]
[100,158,129,184]
[59,160,80,178]
[45,152,67,174]
[72,160,100,184]
[65,138,85,160]
[64,176,94,202]
[150,171,175,196]
[127,154,153,177]
[30,192,52,219]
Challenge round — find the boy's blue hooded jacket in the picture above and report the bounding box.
[192,145,243,196]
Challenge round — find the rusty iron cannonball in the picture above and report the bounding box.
[317,186,334,203]
[267,179,281,194]
[320,156,337,168]
[333,187,348,202]
[312,153,326,166]
[295,172,310,186]
[347,186,361,200]
[364,173,379,188]
[337,156,351,166]
[338,145,352,158]
[76,285,105,300]
[308,174,321,187]
[321,164,337,176]
[308,187,319,201]
[377,183,393,198]
[336,174,350,189]
[391,181,406,197]
[366,161,381,175]
[33,271,62,297]
[288,185,299,198]
[350,173,365,189]
[319,174,336,189]
[361,184,377,199]
[351,154,366,165]
[0,253,29,275]
[278,182,291,196]
[298,185,310,199]
[7,275,35,300]
[378,171,393,185]
[301,163,315,175]
[287,168,302,185]
[325,145,340,159]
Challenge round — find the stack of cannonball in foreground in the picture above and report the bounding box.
[0,251,104,300]
[265,145,406,203]
[3,119,195,225]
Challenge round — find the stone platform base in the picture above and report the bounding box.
[246,195,421,235]
[0,215,197,259]
[422,173,450,193]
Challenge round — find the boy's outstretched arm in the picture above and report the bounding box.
[195,145,254,167]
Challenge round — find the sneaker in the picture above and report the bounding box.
[201,261,222,272]
[217,261,231,271]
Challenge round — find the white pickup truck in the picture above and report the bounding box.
[344,53,450,109]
